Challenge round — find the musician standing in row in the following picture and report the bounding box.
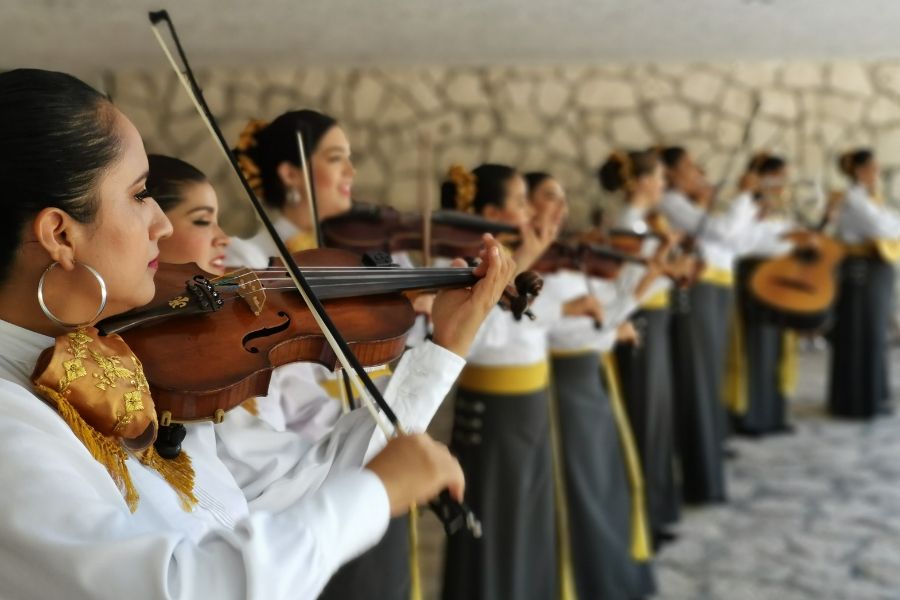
[658,147,758,504]
[829,149,900,418]
[725,153,797,436]
[601,150,682,547]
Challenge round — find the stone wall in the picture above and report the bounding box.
[107,61,900,235]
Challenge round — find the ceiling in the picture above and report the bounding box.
[3,0,900,73]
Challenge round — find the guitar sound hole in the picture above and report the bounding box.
[242,311,292,353]
[771,276,815,293]
[793,247,821,264]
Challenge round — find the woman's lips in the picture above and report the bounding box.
[148,256,159,270]
[209,255,226,270]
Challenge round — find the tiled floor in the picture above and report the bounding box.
[418,346,900,599]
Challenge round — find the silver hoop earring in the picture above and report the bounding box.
[37,262,108,329]
[285,187,302,206]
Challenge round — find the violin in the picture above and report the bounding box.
[532,240,647,280]
[320,202,519,258]
[149,10,487,536]
[97,247,541,424]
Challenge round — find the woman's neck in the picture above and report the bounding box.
[0,265,67,338]
[280,202,314,234]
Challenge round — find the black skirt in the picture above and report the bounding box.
[614,308,680,536]
[552,352,656,600]
[828,256,895,418]
[729,258,792,434]
[318,517,411,600]
[442,385,556,600]
[669,283,730,504]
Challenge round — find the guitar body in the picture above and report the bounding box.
[749,231,845,330]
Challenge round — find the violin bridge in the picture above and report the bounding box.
[224,268,267,316]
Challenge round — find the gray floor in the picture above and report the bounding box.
[418,345,900,600]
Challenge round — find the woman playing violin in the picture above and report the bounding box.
[602,148,682,550]
[526,169,657,598]
[829,149,900,418]
[0,68,515,600]
[440,163,560,600]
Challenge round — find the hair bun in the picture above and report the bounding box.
[446,164,478,212]
[599,151,633,192]
[235,119,269,198]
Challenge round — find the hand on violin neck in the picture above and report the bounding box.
[431,234,516,357]
[562,294,605,325]
[365,433,465,517]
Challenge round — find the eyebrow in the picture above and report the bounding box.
[187,206,215,215]
[320,146,349,154]
[131,170,149,187]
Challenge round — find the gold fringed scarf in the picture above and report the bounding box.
[31,327,196,513]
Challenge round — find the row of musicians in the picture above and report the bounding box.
[5,67,896,600]
[162,107,900,599]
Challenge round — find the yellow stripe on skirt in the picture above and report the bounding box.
[601,353,653,562]
[547,362,579,600]
[722,302,747,415]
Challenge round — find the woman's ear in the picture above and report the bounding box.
[32,208,77,269]
[276,161,303,190]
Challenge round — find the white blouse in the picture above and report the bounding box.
[836,184,900,243]
[0,318,462,599]
[660,190,758,272]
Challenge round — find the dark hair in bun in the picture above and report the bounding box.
[440,163,519,214]
[747,152,786,176]
[234,109,338,210]
[146,154,208,213]
[838,148,874,180]
[660,146,687,170]
[598,149,659,193]
[524,172,553,198]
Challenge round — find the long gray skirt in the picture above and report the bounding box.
[442,386,556,600]
[828,256,895,418]
[730,258,791,434]
[553,352,656,600]
[614,308,680,536]
[670,283,729,504]
[317,517,410,600]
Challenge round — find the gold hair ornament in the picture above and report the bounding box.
[447,164,477,213]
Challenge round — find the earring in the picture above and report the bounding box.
[37,261,108,329]
[285,187,302,206]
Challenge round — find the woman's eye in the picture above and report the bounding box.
[134,188,151,203]
[192,220,212,227]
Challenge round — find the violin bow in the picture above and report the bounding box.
[693,92,762,241]
[296,130,324,249]
[417,131,434,267]
[148,9,480,537]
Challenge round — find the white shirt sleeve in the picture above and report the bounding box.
[661,191,758,247]
[215,341,464,513]
[0,381,390,600]
[736,218,794,257]
[837,186,900,242]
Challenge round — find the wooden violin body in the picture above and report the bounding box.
[107,249,417,423]
[98,247,540,423]
[532,240,646,280]
[749,231,845,330]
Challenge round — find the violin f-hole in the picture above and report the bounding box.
[242,311,292,353]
